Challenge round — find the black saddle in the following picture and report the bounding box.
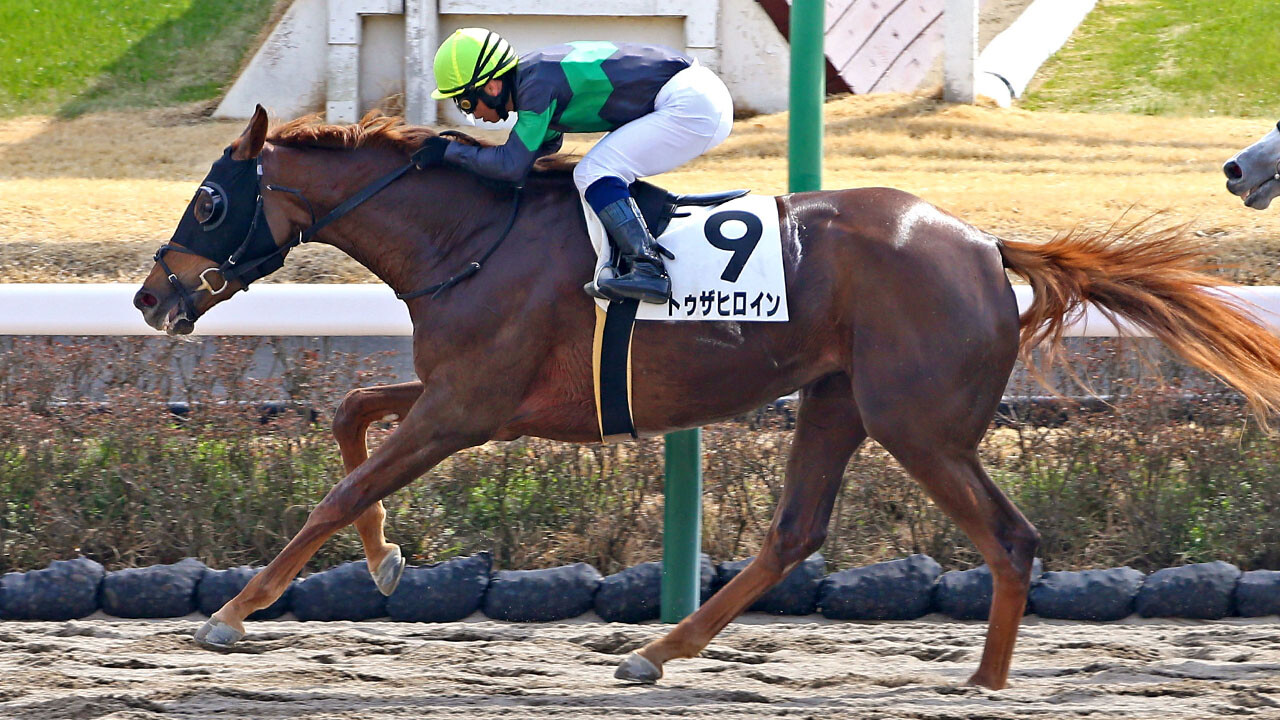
[632,183,750,238]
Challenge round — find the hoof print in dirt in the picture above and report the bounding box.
[718,553,825,615]
[1135,561,1240,619]
[1235,570,1280,617]
[101,558,208,618]
[817,554,941,620]
[1029,567,1145,621]
[388,552,492,622]
[0,557,105,621]
[291,561,388,621]
[483,563,601,622]
[595,555,715,624]
[197,567,293,620]
[935,559,1043,621]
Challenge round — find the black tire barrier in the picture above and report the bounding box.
[935,559,1044,621]
[388,553,492,622]
[291,560,388,621]
[1029,567,1146,621]
[197,566,294,621]
[1236,570,1280,617]
[594,555,716,624]
[817,554,942,620]
[483,563,602,622]
[100,558,208,619]
[0,557,104,621]
[2,554,1276,624]
[717,553,825,615]
[1135,561,1241,619]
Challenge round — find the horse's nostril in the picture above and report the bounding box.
[1224,161,1243,181]
[134,290,159,309]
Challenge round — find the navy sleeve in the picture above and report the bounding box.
[442,64,562,183]
[442,133,542,184]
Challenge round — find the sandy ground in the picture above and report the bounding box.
[1,613,1278,719]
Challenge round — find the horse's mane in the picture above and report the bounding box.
[267,111,579,178]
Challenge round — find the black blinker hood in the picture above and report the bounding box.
[167,147,284,285]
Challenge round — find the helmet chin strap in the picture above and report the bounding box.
[478,77,513,121]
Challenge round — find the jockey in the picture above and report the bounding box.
[415,28,734,304]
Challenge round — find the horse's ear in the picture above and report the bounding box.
[231,104,269,160]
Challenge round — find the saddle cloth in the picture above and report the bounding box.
[583,192,789,322]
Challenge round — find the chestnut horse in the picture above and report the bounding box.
[136,107,1280,690]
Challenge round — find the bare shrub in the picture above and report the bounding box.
[0,337,1276,574]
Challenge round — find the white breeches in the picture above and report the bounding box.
[572,63,734,193]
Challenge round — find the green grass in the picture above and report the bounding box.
[0,0,277,117]
[1022,0,1280,117]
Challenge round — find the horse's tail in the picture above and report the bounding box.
[997,219,1280,427]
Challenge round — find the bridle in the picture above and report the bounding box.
[153,156,299,325]
[152,137,521,326]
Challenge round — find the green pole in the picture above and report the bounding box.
[661,428,702,622]
[660,0,824,624]
[789,0,825,193]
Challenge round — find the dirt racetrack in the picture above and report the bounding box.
[1,614,1278,719]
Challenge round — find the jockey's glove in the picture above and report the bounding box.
[412,137,451,169]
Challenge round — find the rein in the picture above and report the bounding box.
[156,141,523,322]
[394,189,521,300]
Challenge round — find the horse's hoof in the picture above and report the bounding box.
[372,545,406,597]
[194,618,245,648]
[614,652,662,684]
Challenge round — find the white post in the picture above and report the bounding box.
[404,0,439,125]
[943,0,978,103]
[327,0,362,122]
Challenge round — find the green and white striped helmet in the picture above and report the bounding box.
[431,28,518,100]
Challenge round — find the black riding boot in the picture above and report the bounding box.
[594,196,671,304]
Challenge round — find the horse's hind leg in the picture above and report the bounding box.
[876,439,1038,690]
[851,336,1038,689]
[333,381,423,596]
[617,372,866,683]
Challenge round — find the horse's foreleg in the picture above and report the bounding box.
[196,389,488,647]
[617,373,865,683]
[333,382,424,595]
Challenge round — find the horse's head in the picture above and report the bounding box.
[1224,121,1280,210]
[135,105,295,334]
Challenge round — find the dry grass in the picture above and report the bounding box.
[3,94,1280,283]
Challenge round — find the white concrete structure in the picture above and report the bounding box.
[943,0,978,103]
[217,0,329,122]
[976,0,1098,107]
[216,0,791,124]
[7,284,1280,338]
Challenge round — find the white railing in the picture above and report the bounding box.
[2,284,1280,337]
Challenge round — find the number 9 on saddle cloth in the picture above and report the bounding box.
[587,184,788,323]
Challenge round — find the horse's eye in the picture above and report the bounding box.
[194,186,225,226]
